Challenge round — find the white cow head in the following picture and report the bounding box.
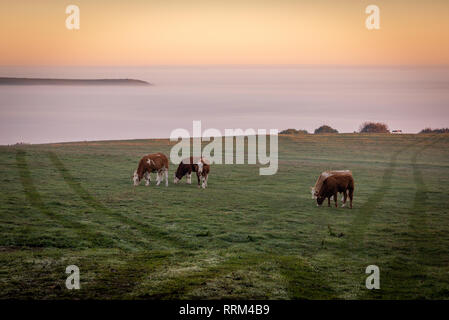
[173,173,180,184]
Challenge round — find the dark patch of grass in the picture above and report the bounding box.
[15,150,114,249]
[327,225,344,238]
[48,151,192,250]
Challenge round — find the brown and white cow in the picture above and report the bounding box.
[173,157,210,188]
[311,170,352,200]
[316,174,354,208]
[133,153,169,187]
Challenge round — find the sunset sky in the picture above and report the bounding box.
[1,0,449,66]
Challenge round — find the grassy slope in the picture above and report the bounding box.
[0,134,448,299]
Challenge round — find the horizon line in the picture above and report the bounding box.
[2,64,449,68]
[4,132,445,147]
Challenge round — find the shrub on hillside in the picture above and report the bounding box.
[359,122,389,133]
[314,125,338,134]
[420,128,433,134]
[419,128,449,134]
[279,128,308,135]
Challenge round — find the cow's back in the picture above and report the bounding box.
[147,153,169,169]
[337,174,353,191]
[326,174,354,194]
[314,170,352,196]
[180,156,210,172]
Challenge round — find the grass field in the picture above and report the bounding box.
[1,134,449,299]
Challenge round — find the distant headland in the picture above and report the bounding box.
[0,77,151,86]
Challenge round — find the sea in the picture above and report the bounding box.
[0,65,448,145]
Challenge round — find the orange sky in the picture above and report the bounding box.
[1,0,449,66]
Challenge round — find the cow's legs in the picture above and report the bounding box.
[186,173,192,184]
[165,168,168,187]
[160,170,164,184]
[342,191,348,207]
[349,189,353,209]
[201,174,206,189]
[334,192,338,208]
[156,171,162,186]
[144,172,150,186]
[204,174,208,187]
[327,197,331,207]
[197,172,201,188]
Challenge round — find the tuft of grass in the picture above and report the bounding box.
[327,225,344,238]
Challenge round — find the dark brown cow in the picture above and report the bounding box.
[311,170,352,199]
[316,174,354,208]
[174,157,210,188]
[133,153,169,187]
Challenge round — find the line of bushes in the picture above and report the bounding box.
[279,128,309,135]
[419,128,449,134]
[280,122,449,135]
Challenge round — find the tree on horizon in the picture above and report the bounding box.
[314,125,338,134]
[279,128,308,135]
[359,122,389,133]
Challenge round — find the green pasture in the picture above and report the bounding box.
[0,134,448,299]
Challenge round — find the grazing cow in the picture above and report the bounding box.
[174,157,210,188]
[133,153,169,187]
[311,170,352,200]
[316,174,354,208]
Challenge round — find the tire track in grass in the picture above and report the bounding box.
[320,139,426,298]
[359,136,446,299]
[47,151,191,249]
[336,136,442,298]
[397,137,445,292]
[342,143,413,249]
[132,253,337,299]
[407,136,446,262]
[383,144,431,297]
[345,136,443,247]
[15,150,114,248]
[315,144,404,298]
[409,145,431,259]
[76,251,173,299]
